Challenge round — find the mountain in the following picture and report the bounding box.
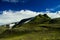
[0,14,60,40]
[13,14,60,29]
[13,14,51,28]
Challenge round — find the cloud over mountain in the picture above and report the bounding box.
[0,10,60,25]
[0,10,39,25]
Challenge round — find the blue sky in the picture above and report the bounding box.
[0,0,60,12]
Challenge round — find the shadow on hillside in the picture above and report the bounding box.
[0,29,42,38]
[40,26,60,31]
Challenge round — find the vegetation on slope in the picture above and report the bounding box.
[49,18,60,24]
[0,14,60,40]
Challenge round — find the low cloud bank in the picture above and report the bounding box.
[0,10,39,25]
[0,10,60,25]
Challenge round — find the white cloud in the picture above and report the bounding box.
[46,11,60,19]
[0,10,60,25]
[2,0,19,3]
[39,11,60,19]
[46,8,54,11]
[0,10,39,25]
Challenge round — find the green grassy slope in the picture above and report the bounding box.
[49,18,60,24]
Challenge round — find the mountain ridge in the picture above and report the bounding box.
[0,14,60,40]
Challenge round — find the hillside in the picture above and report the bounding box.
[49,18,60,24]
[15,14,60,28]
[0,14,60,40]
[15,14,51,27]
